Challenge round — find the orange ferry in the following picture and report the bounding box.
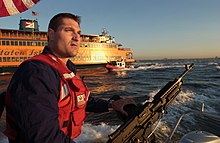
[0,19,135,68]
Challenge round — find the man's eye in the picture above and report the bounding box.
[66,29,72,32]
[64,28,72,31]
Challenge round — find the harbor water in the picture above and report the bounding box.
[0,58,220,143]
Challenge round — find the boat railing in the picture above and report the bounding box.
[81,39,99,43]
[165,104,220,143]
[118,47,131,51]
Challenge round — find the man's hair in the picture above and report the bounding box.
[48,13,81,31]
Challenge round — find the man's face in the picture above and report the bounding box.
[49,18,81,58]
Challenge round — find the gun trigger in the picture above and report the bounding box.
[162,110,168,114]
[161,107,168,114]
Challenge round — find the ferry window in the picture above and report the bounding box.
[10,32,14,37]
[37,42,41,46]
[3,57,7,62]
[32,42,36,46]
[27,42,31,46]
[6,41,9,45]
[42,42,45,46]
[11,41,15,46]
[42,34,45,37]
[23,41,26,46]
[20,57,24,62]
[16,57,19,62]
[15,41,18,45]
[7,57,11,62]
[0,57,2,62]
[19,41,22,46]
[85,56,89,60]
[2,41,5,45]
[12,57,15,62]
[43,41,48,46]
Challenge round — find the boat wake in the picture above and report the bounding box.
[128,63,184,71]
[0,72,13,76]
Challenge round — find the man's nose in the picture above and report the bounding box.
[72,34,80,41]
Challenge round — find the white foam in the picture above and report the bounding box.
[208,62,218,65]
[74,123,119,143]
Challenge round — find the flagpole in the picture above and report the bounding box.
[31,18,34,40]
[31,11,39,43]
[31,11,39,40]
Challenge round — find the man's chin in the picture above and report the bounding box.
[70,52,78,57]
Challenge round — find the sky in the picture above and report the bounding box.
[0,0,220,60]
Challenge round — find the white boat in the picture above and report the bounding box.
[105,59,126,72]
[105,58,135,72]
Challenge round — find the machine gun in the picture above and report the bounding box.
[107,64,194,143]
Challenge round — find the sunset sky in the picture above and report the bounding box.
[0,0,219,59]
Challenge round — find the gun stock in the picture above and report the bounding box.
[107,64,194,143]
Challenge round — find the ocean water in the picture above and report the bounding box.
[0,58,220,143]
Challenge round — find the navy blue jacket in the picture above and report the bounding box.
[7,47,109,143]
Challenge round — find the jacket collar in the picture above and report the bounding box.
[42,46,77,74]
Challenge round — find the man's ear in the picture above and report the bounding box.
[48,28,55,40]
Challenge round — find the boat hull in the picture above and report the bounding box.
[105,64,125,72]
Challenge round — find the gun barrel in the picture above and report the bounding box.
[107,64,194,143]
[178,63,194,81]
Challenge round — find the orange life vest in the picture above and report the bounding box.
[4,53,90,139]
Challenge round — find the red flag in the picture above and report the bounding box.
[25,21,35,28]
[32,11,39,16]
[0,0,40,17]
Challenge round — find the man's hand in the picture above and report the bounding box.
[111,98,137,116]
